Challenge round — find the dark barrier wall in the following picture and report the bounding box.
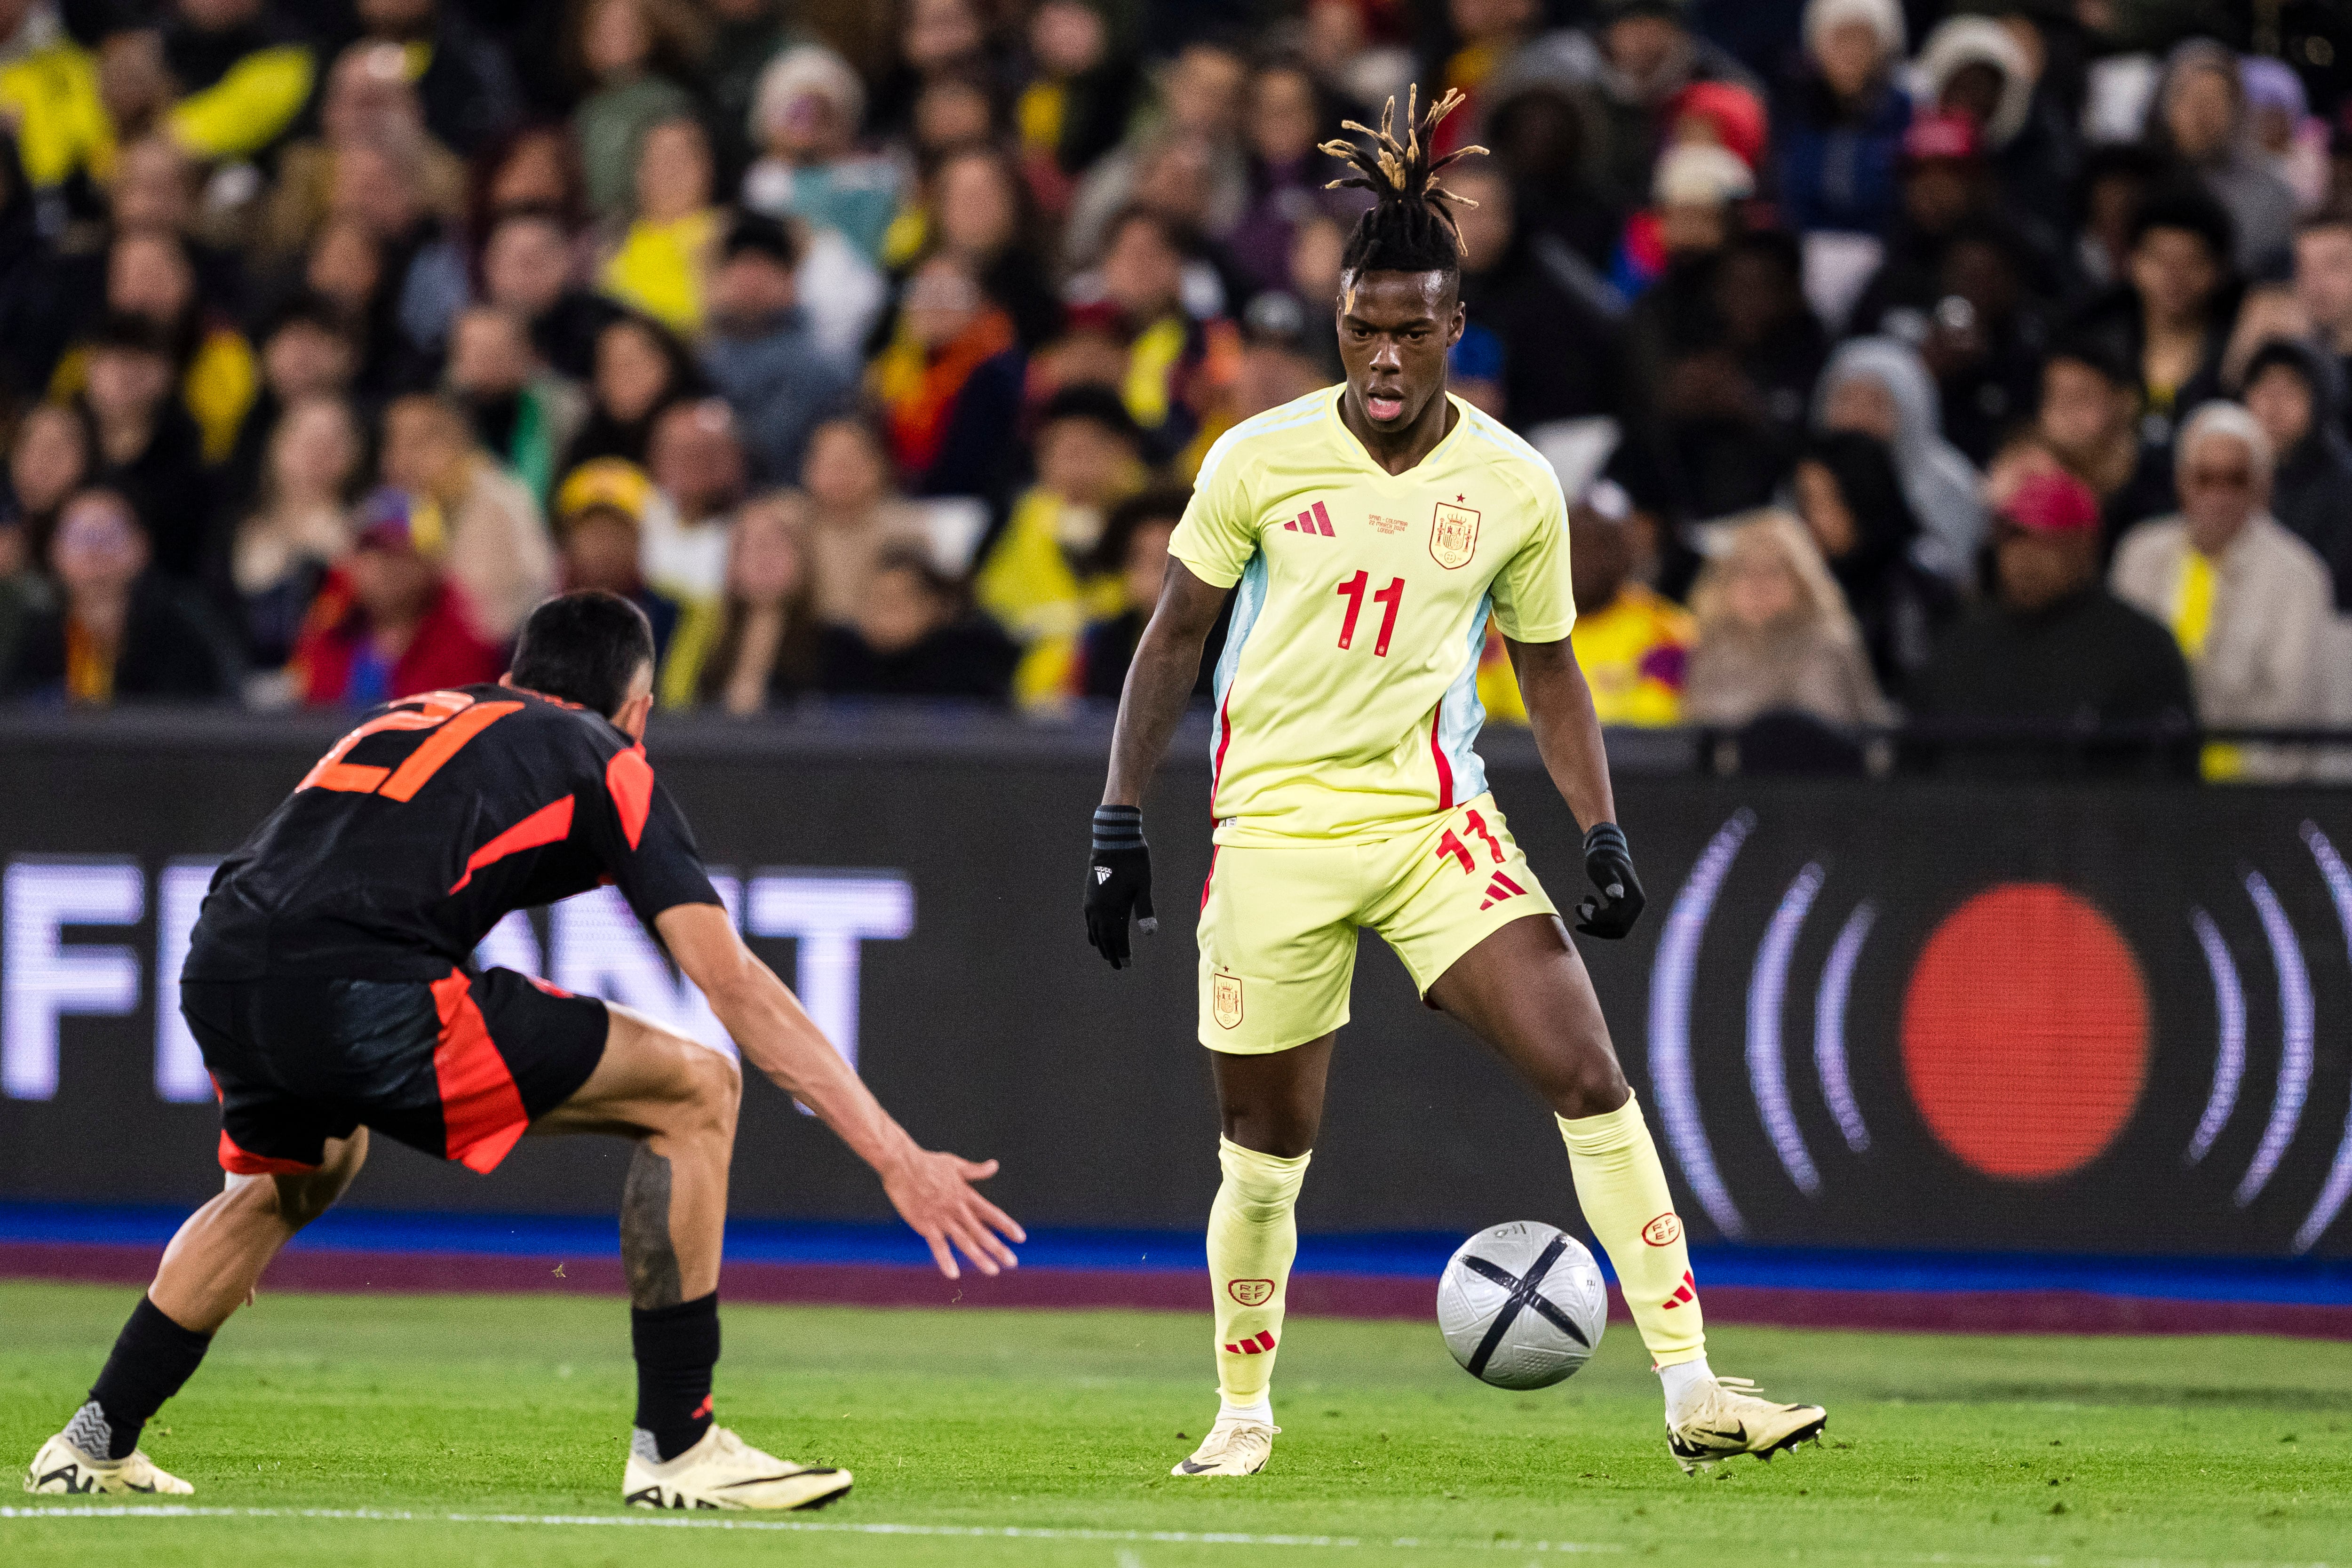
[1,714,2349,1260]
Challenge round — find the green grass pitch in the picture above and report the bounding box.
[3,1281,2349,1566]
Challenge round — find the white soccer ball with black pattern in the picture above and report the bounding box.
[1437,1221,1607,1389]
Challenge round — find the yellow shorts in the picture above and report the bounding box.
[1196,792,1560,1053]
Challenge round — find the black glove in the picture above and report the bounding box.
[1084,805,1158,969]
[1573,821,1645,939]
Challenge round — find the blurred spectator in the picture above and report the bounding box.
[1645,229,1824,521]
[552,457,681,661]
[1906,470,2195,780]
[1913,14,2074,239]
[2113,402,2333,779]
[597,114,720,336]
[698,0,797,188]
[221,293,360,514]
[289,488,502,707]
[2221,282,2312,392]
[483,211,622,383]
[2033,337,2176,549]
[1431,0,1541,151]
[1013,0,1144,195]
[325,131,471,373]
[869,249,1023,499]
[1484,80,1626,275]
[676,490,820,713]
[642,397,746,601]
[1681,508,1891,727]
[1789,430,1953,696]
[446,304,584,505]
[2296,210,2352,433]
[2073,183,2238,457]
[1773,0,1909,238]
[0,0,108,202]
[261,41,469,263]
[2,402,93,573]
[78,313,210,583]
[1450,162,1620,428]
[1085,206,1238,461]
[2241,338,2352,607]
[743,43,901,266]
[570,0,701,222]
[2240,57,2327,214]
[156,0,318,165]
[0,129,72,402]
[2072,143,2169,296]
[89,228,258,467]
[798,416,930,626]
[1584,0,1761,215]
[564,312,700,470]
[1226,59,1351,302]
[471,124,589,236]
[223,396,358,685]
[377,392,554,639]
[975,384,1144,700]
[1552,478,1694,725]
[919,145,1065,349]
[4,487,235,704]
[353,0,523,158]
[2145,40,2296,272]
[867,0,999,151]
[699,213,856,487]
[1071,486,1190,700]
[1812,335,1982,580]
[819,544,1017,704]
[1066,40,1248,265]
[1614,138,1749,298]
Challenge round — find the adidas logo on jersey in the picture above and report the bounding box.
[1280,501,1335,537]
[1478,871,1527,910]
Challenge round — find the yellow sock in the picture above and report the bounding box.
[1557,1090,1705,1368]
[1207,1136,1310,1406]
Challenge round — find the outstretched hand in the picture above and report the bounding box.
[882,1148,1026,1280]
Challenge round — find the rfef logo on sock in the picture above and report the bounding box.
[1642,1212,1683,1247]
[1226,1278,1275,1307]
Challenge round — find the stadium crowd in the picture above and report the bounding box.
[0,0,2346,777]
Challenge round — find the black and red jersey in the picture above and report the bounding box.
[185,685,720,982]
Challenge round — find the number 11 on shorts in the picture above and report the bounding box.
[1335,571,1405,656]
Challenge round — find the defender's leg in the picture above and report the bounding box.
[27,1132,369,1496]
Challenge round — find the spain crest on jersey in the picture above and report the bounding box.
[1212,972,1245,1029]
[1430,501,1480,569]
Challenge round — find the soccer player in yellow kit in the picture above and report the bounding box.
[1082,94,1827,1478]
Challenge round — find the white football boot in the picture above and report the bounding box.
[1170,1415,1278,1476]
[1667,1376,1828,1475]
[24,1428,192,1496]
[622,1425,852,1510]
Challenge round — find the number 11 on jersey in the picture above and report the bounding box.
[1336,571,1406,657]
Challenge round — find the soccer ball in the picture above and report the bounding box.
[1437,1221,1607,1390]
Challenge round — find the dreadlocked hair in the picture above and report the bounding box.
[1320,86,1488,278]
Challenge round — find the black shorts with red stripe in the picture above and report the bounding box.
[180,968,609,1176]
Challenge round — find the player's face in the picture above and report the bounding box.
[1336,270,1464,433]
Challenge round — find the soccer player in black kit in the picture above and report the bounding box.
[24,591,1023,1510]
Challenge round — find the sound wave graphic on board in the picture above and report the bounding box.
[1646,812,2352,1253]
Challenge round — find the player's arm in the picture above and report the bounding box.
[1507,637,1645,939]
[655,902,1025,1279]
[1085,559,1228,966]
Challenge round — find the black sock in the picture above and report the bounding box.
[631,1292,719,1461]
[84,1297,213,1459]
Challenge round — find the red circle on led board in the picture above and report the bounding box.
[1900,883,2149,1180]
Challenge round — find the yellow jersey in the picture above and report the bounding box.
[1169,387,1575,846]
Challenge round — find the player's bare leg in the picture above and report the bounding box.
[534,1003,852,1510]
[1167,1037,1333,1476]
[1429,913,1827,1473]
[25,1132,369,1495]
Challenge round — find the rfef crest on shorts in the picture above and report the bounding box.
[1227,1278,1275,1307]
[1213,972,1245,1029]
[1430,501,1479,569]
